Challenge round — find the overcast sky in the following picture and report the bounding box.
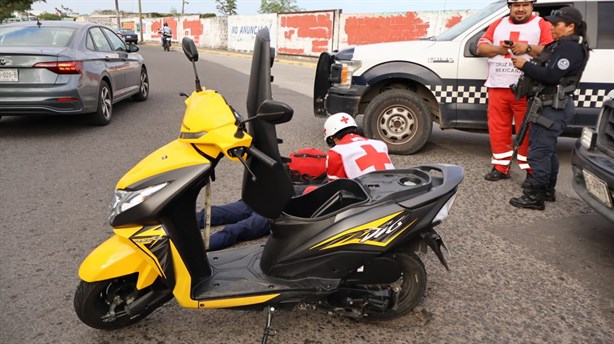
[32,0,496,16]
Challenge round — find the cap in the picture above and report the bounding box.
[545,6,582,25]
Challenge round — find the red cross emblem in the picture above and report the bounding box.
[340,116,350,124]
[501,31,528,58]
[355,145,391,171]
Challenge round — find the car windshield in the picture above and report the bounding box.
[432,0,505,41]
[0,26,76,47]
[121,30,135,34]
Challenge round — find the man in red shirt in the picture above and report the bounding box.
[324,112,394,180]
[477,0,553,183]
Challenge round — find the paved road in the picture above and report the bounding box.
[1,44,612,344]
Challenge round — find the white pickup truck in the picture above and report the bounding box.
[314,0,614,154]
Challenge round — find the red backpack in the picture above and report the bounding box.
[287,147,327,184]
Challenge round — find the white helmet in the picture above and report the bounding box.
[508,0,536,4]
[324,112,357,145]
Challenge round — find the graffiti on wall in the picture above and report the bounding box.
[277,11,336,56]
[125,9,477,56]
[227,14,277,51]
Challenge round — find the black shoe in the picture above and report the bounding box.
[522,171,533,188]
[510,189,545,210]
[485,168,510,181]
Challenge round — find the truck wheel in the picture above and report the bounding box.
[364,89,432,155]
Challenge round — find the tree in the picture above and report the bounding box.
[259,0,302,14]
[215,0,237,16]
[1,0,46,22]
[38,12,61,20]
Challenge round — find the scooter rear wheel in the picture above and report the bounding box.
[74,274,170,330]
[364,252,427,320]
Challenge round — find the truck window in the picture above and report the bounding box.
[435,1,505,41]
[597,2,614,48]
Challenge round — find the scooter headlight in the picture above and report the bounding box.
[108,182,168,224]
[432,194,457,225]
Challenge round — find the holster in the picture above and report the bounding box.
[530,114,554,129]
[540,84,572,110]
[526,97,554,129]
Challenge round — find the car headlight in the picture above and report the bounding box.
[580,127,597,150]
[331,60,362,89]
[108,182,168,224]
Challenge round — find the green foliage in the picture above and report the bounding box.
[259,0,302,14]
[1,0,46,22]
[38,12,61,20]
[200,13,217,18]
[215,0,237,16]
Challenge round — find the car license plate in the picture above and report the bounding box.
[583,170,613,208]
[0,68,18,82]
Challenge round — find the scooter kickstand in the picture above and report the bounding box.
[261,306,277,344]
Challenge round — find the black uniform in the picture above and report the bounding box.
[519,36,588,191]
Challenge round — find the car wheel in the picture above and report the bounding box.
[132,68,149,101]
[364,89,432,155]
[90,80,112,126]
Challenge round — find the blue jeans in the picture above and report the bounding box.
[197,200,269,251]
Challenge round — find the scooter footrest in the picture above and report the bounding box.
[192,244,339,301]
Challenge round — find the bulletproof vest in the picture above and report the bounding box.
[512,35,589,100]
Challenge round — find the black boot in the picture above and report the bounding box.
[544,188,556,202]
[510,188,545,210]
[522,171,534,188]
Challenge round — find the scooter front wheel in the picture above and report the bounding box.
[74,274,171,330]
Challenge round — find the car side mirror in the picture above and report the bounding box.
[182,37,199,62]
[127,44,139,53]
[256,99,293,125]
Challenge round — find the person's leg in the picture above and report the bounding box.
[208,212,270,251]
[511,96,531,172]
[197,200,255,228]
[510,106,569,210]
[486,88,514,179]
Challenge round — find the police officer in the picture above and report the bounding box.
[509,6,590,210]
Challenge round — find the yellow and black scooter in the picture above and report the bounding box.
[74,28,463,340]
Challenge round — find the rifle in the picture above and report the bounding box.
[504,93,554,175]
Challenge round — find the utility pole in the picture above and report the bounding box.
[182,0,189,14]
[138,0,143,43]
[115,0,120,28]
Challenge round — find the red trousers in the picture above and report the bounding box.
[487,88,531,173]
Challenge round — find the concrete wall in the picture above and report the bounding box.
[120,9,477,57]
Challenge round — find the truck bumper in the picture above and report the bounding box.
[570,140,614,223]
[324,87,368,117]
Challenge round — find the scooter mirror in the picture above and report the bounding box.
[256,99,293,125]
[181,37,199,62]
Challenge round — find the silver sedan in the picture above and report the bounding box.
[0,21,149,125]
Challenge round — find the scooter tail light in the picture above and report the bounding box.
[432,194,457,225]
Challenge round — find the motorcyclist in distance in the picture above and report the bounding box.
[158,22,172,47]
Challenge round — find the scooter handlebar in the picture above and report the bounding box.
[247,146,277,168]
